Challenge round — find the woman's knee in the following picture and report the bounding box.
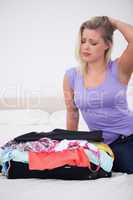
[110,143,133,174]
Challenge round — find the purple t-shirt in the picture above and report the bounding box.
[65,60,133,144]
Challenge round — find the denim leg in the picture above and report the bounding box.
[109,135,133,174]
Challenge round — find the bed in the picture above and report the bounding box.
[0,97,133,200]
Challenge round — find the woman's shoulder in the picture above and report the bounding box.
[64,66,81,78]
[109,58,131,85]
[108,58,117,66]
[64,66,80,90]
[65,66,80,74]
[108,58,118,74]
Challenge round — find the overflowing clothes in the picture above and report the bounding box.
[0,128,114,180]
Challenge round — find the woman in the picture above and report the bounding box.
[63,16,133,173]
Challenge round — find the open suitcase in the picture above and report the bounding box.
[1,129,114,180]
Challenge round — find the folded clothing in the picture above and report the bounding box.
[13,128,103,143]
[28,147,91,170]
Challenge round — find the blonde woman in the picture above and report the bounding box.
[63,16,133,173]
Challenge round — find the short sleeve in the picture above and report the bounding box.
[64,67,76,90]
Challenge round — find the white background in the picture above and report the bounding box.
[0,0,132,101]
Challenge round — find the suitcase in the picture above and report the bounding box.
[1,129,113,180]
[7,160,112,180]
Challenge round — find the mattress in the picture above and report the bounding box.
[0,105,133,200]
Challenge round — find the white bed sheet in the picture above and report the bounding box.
[0,173,133,200]
[0,113,133,200]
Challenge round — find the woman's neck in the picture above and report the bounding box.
[87,59,107,75]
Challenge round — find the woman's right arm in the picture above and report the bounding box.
[63,74,79,130]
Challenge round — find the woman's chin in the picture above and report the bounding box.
[81,58,95,63]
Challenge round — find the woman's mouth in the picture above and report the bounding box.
[82,52,91,57]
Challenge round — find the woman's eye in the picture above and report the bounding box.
[81,40,86,43]
[91,43,97,46]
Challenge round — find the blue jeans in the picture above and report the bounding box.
[109,134,133,174]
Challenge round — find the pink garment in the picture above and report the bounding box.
[29,147,90,170]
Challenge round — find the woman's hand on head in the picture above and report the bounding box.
[108,17,118,31]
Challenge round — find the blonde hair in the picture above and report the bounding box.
[75,16,115,88]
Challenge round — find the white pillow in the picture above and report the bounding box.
[0,124,53,146]
[0,109,50,125]
[49,109,89,131]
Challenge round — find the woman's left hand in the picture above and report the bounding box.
[108,17,118,30]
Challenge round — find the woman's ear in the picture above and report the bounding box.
[105,41,112,50]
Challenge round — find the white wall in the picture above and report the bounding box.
[0,0,133,102]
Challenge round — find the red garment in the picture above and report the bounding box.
[29,147,90,170]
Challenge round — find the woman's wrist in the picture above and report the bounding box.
[108,17,119,30]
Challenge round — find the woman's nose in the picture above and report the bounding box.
[83,42,90,50]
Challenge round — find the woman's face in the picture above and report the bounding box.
[80,28,109,63]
